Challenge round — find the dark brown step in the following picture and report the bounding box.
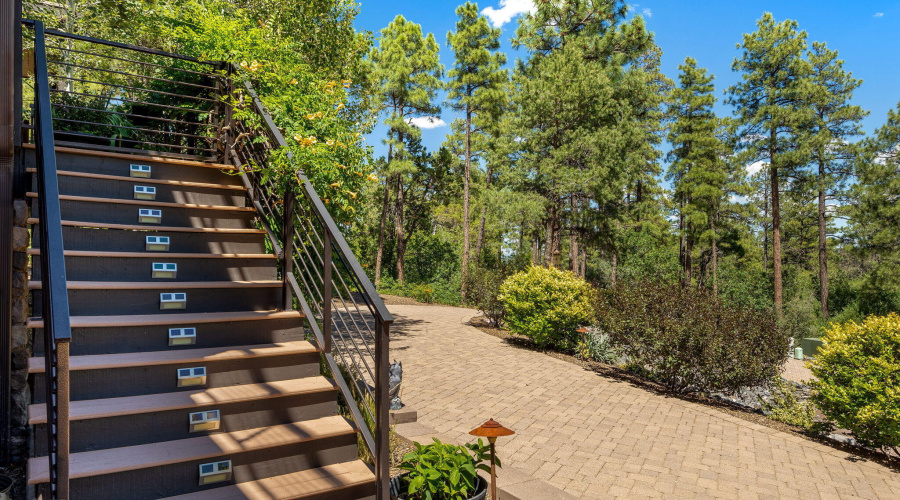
[30,341,321,401]
[27,416,360,500]
[28,218,265,234]
[30,309,305,357]
[32,377,339,452]
[29,194,256,230]
[30,250,277,282]
[160,460,376,500]
[31,280,283,315]
[23,145,240,186]
[32,225,268,254]
[26,167,246,190]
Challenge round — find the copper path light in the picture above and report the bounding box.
[469,419,515,500]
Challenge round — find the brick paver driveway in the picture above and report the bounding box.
[388,304,900,499]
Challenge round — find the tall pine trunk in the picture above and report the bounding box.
[711,214,718,297]
[374,140,394,287]
[818,159,829,317]
[763,169,769,271]
[770,135,783,315]
[395,175,406,285]
[461,107,472,292]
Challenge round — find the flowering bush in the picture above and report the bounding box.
[499,266,595,349]
[810,314,900,454]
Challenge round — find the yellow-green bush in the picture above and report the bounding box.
[498,266,594,349]
[810,314,900,454]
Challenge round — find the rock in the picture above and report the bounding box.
[11,325,29,349]
[11,349,29,371]
[13,250,28,270]
[13,199,28,225]
[13,226,29,250]
[12,295,28,324]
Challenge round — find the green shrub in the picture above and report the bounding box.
[810,314,900,455]
[576,328,619,364]
[595,280,786,395]
[760,377,816,431]
[498,266,595,349]
[463,266,511,327]
[397,438,494,500]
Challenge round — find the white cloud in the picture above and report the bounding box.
[642,8,652,17]
[481,0,535,28]
[406,116,447,129]
[746,160,767,176]
[874,12,884,17]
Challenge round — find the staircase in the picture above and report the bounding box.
[14,18,391,500]
[25,147,376,499]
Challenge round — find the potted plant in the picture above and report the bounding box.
[391,438,498,500]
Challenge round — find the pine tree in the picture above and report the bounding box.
[805,41,866,317]
[446,1,507,290]
[727,13,813,315]
[368,15,443,285]
[667,58,735,293]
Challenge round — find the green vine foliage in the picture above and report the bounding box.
[398,438,495,500]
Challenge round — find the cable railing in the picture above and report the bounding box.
[22,26,224,160]
[227,69,393,498]
[23,19,73,500]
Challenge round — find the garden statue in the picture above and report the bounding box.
[389,360,403,410]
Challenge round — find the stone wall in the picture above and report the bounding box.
[10,198,31,462]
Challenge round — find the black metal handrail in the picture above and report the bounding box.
[22,25,223,160]
[26,19,73,500]
[226,67,393,498]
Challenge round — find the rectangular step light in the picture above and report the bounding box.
[152,262,177,279]
[130,164,152,178]
[138,208,162,224]
[160,292,186,309]
[133,185,157,200]
[168,327,196,346]
[189,409,221,433]
[146,236,170,251]
[198,460,232,486]
[177,366,206,387]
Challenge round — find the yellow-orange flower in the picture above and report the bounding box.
[342,79,352,88]
[289,78,298,85]
[367,173,378,181]
[347,191,357,199]
[305,113,316,120]
[293,134,303,142]
[329,182,341,188]
[240,61,249,69]
[336,103,345,111]
[326,139,335,146]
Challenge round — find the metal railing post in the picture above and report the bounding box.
[281,189,294,311]
[56,341,70,500]
[375,318,390,499]
[322,231,332,353]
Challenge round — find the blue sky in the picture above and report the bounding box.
[355,1,900,161]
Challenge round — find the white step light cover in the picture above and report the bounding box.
[177,366,206,387]
[160,292,186,309]
[168,327,196,346]
[133,185,157,200]
[152,262,177,279]
[189,409,221,433]
[198,460,232,485]
[138,208,162,224]
[130,164,152,178]
[145,235,170,251]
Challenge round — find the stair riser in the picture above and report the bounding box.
[24,150,238,185]
[35,391,338,453]
[34,226,267,253]
[33,287,282,316]
[49,175,248,207]
[58,436,359,500]
[33,319,305,356]
[32,256,277,282]
[34,199,257,230]
[31,352,321,402]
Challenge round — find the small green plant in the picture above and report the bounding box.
[398,438,495,500]
[499,266,595,349]
[810,314,900,455]
[760,377,816,431]
[575,328,619,364]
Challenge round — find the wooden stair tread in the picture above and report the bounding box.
[26,167,246,191]
[27,309,303,329]
[29,377,337,424]
[27,192,255,212]
[27,415,355,484]
[159,460,375,499]
[28,341,317,373]
[28,280,281,290]
[27,218,265,233]
[28,249,275,259]
[23,143,237,170]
